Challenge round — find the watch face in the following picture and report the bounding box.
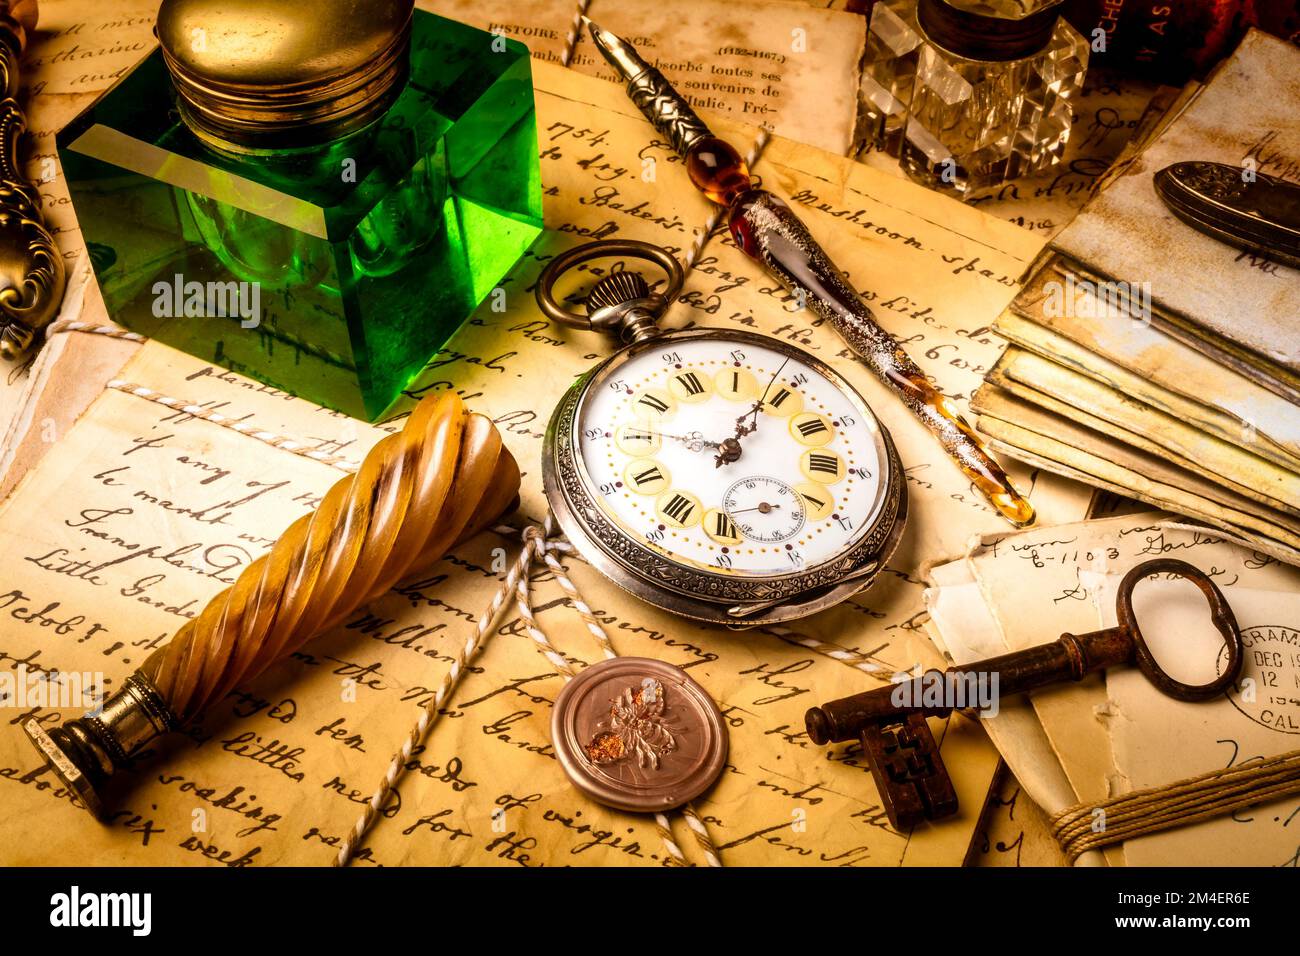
[571,331,890,578]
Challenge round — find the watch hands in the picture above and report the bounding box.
[639,428,742,468]
[584,18,1036,528]
[713,437,742,469]
[643,429,730,456]
[636,360,793,468]
[733,357,791,443]
[655,430,720,452]
[729,502,781,515]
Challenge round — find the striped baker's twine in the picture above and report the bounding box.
[46,319,147,343]
[106,380,363,473]
[512,518,723,868]
[653,812,686,865]
[559,0,592,66]
[679,802,721,867]
[334,520,552,866]
[513,529,581,679]
[682,126,774,273]
[539,546,617,660]
[85,360,718,868]
[45,313,353,371]
[762,623,903,682]
[51,115,754,869]
[97,385,816,868]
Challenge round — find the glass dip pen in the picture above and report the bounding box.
[582,17,1035,528]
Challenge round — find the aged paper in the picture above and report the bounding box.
[423,0,866,154]
[975,393,1300,564]
[1004,263,1300,470]
[929,514,1300,866]
[1087,552,1300,867]
[959,514,1300,866]
[925,557,1102,866]
[978,376,1299,539]
[3,0,868,498]
[924,612,1061,869]
[0,58,1092,865]
[0,1,160,487]
[959,513,1184,868]
[967,763,1071,868]
[987,348,1300,520]
[1052,31,1300,381]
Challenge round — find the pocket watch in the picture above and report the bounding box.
[536,240,907,627]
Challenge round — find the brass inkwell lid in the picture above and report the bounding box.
[156,0,414,151]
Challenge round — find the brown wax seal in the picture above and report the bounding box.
[551,657,728,813]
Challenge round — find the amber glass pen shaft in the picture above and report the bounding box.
[582,17,1034,528]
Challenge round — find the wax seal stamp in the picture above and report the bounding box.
[24,393,520,818]
[551,657,727,813]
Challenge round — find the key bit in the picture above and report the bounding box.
[808,558,1245,829]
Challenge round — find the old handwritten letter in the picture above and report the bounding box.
[975,388,1300,565]
[1052,31,1300,379]
[0,1,160,494]
[0,33,1092,864]
[984,349,1300,527]
[1000,263,1300,469]
[964,762,1070,867]
[929,514,1300,866]
[1085,530,1300,867]
[3,0,868,485]
[925,554,1102,866]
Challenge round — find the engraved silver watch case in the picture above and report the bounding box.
[536,240,907,627]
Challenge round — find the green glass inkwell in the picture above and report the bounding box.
[57,0,543,419]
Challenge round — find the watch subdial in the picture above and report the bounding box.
[723,476,806,543]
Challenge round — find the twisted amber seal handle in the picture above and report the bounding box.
[24,393,520,816]
[0,1,67,360]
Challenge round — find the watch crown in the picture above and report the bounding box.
[586,271,650,315]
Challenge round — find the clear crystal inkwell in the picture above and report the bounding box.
[857,0,1089,197]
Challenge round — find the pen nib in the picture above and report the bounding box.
[579,17,649,81]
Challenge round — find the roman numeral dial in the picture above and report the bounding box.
[790,412,834,446]
[801,449,845,483]
[794,483,834,520]
[633,388,675,419]
[625,458,670,494]
[574,335,888,579]
[615,424,660,456]
[703,508,744,545]
[668,370,712,402]
[715,367,758,401]
[760,384,803,417]
[656,490,701,529]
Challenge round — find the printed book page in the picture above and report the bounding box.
[424,0,866,155]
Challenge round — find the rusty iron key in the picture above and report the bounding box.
[805,558,1245,831]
